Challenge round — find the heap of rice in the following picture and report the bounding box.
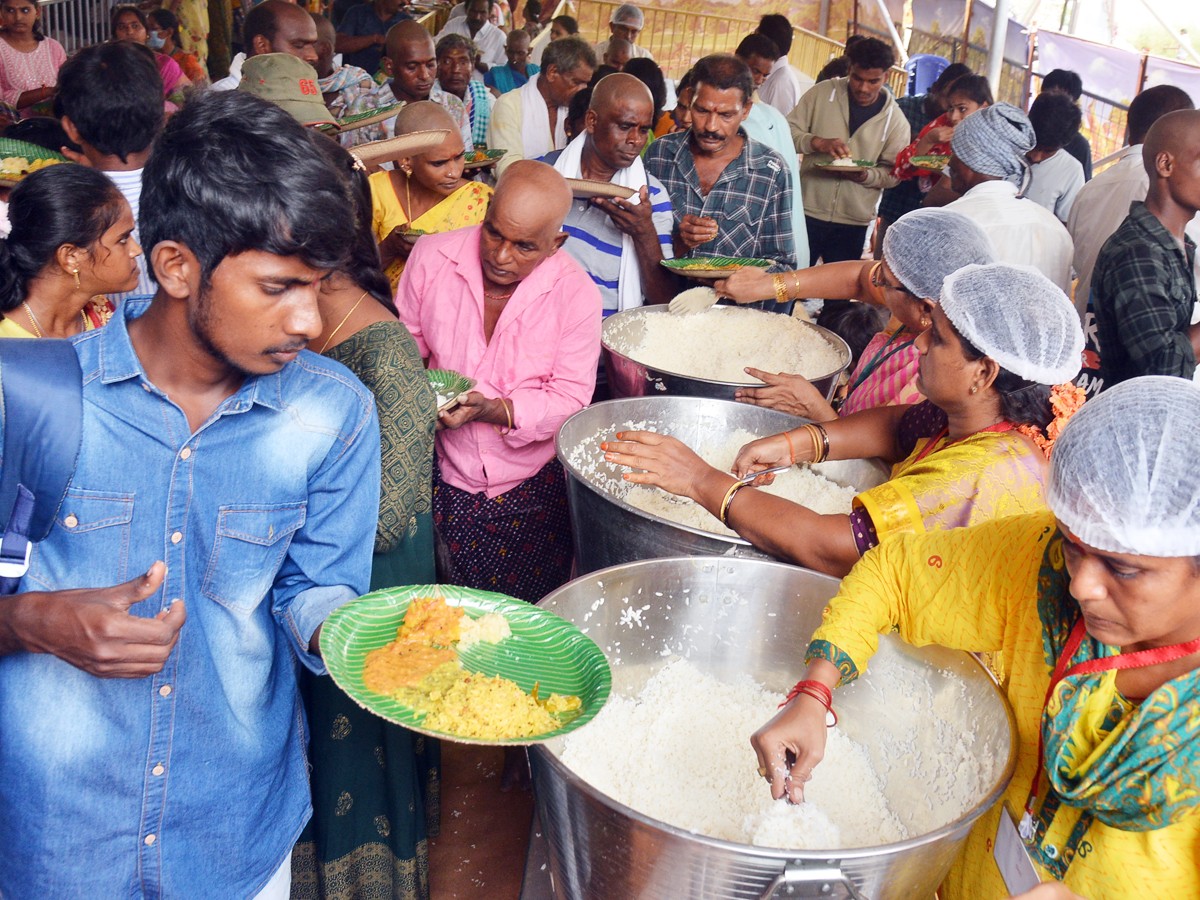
[604,307,843,383]
[621,428,856,537]
[559,658,908,849]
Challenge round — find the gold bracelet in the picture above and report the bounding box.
[493,398,513,435]
[803,423,820,463]
[772,273,788,306]
[718,479,748,526]
[812,422,830,462]
[789,271,802,298]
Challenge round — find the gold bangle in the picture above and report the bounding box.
[783,429,797,464]
[719,479,748,526]
[789,271,802,297]
[772,273,788,306]
[494,398,513,435]
[812,422,830,462]
[803,423,820,463]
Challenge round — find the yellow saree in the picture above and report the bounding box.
[368,173,493,289]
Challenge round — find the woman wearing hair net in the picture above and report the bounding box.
[711,208,995,421]
[752,376,1200,899]
[602,263,1084,577]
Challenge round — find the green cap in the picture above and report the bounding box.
[237,53,338,129]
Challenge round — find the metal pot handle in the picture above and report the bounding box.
[758,862,868,900]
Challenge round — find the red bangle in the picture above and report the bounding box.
[783,430,797,464]
[780,679,837,726]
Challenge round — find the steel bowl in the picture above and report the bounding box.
[601,306,852,402]
[555,396,888,574]
[531,556,1018,900]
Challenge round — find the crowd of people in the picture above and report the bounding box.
[0,1,1197,899]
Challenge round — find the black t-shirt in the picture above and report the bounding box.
[848,91,887,138]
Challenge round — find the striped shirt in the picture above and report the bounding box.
[542,151,674,312]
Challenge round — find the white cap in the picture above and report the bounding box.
[1047,376,1200,557]
[939,263,1083,385]
[883,208,995,301]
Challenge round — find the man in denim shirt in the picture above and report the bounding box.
[0,92,380,897]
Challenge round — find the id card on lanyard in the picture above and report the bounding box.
[994,806,1041,893]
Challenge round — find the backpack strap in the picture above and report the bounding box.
[0,338,84,591]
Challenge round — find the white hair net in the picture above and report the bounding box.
[1047,376,1200,557]
[883,208,995,300]
[939,263,1083,385]
[611,3,645,26]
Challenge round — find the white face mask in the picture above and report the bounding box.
[146,31,166,50]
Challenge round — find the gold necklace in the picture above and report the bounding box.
[319,290,368,353]
[22,301,44,337]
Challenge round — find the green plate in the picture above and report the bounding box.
[463,148,506,170]
[815,159,877,172]
[660,256,774,280]
[427,368,475,412]
[320,584,612,745]
[0,137,68,162]
[911,154,950,172]
[317,102,404,134]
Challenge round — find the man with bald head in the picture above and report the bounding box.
[379,19,472,146]
[544,73,675,321]
[602,36,632,70]
[212,0,319,90]
[1092,109,1200,387]
[396,160,600,610]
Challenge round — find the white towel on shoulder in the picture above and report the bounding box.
[518,74,568,161]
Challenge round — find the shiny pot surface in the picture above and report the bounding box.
[531,556,1016,900]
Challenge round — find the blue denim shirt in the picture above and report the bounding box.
[0,301,380,897]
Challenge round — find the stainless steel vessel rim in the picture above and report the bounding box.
[600,306,853,387]
[534,555,1021,859]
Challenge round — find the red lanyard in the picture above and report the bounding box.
[911,421,1014,466]
[1018,617,1200,839]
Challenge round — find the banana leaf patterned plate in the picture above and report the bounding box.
[661,256,774,280]
[463,148,506,169]
[320,584,612,745]
[911,154,950,172]
[427,368,475,412]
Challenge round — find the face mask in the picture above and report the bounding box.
[146,31,166,50]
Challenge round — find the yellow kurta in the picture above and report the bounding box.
[854,428,1048,541]
[809,511,1200,899]
[368,173,492,289]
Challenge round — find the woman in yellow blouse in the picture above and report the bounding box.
[368,101,492,289]
[0,165,140,338]
[602,263,1084,577]
[752,376,1200,899]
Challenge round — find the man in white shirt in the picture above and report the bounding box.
[488,35,595,174]
[594,3,653,62]
[436,0,506,76]
[754,13,813,118]
[945,103,1073,293]
[212,0,319,91]
[1068,84,1197,318]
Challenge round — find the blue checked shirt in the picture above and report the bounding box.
[644,129,796,271]
[0,300,380,897]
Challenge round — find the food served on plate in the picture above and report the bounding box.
[362,595,581,740]
[828,157,859,168]
[0,156,61,182]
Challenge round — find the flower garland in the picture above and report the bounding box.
[1015,382,1087,459]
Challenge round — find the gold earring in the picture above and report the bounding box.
[71,268,80,290]
[969,385,978,394]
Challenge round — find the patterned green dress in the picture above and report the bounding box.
[292,321,439,899]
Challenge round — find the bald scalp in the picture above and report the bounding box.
[394,100,458,135]
[492,160,572,234]
[385,19,434,61]
[589,71,653,115]
[311,11,335,46]
[1143,109,1200,177]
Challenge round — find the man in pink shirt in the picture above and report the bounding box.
[397,160,601,609]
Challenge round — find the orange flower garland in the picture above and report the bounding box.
[1016,382,1087,459]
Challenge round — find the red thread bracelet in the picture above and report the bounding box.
[780,679,837,726]
[783,430,797,464]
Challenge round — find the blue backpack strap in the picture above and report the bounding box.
[0,338,84,592]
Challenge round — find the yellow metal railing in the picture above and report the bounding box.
[788,27,844,80]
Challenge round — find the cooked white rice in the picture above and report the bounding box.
[605,307,843,383]
[559,657,908,849]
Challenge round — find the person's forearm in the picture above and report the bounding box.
[1188,322,1200,361]
[725,492,860,575]
[820,403,912,464]
[787,260,869,302]
[15,86,51,109]
[0,593,31,656]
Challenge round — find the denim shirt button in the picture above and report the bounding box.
[64,515,78,528]
[180,448,192,460]
[170,531,183,544]
[144,833,156,846]
[159,684,172,697]
[152,764,165,776]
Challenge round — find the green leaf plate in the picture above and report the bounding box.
[815,159,877,172]
[911,154,950,172]
[427,368,475,412]
[660,256,774,280]
[0,137,68,185]
[320,584,612,745]
[463,148,506,170]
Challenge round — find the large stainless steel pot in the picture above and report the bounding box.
[602,306,852,402]
[531,557,1017,900]
[555,397,887,574]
